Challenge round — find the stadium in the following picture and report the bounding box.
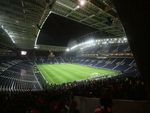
[0,0,149,113]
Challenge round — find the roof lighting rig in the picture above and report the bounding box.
[66,37,128,52]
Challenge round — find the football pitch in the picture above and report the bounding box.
[37,63,119,85]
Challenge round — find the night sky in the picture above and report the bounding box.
[37,13,96,47]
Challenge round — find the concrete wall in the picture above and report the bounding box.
[74,96,150,113]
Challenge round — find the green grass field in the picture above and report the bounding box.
[37,63,120,85]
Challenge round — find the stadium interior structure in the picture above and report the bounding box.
[0,0,150,113]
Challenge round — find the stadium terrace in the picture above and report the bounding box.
[0,0,149,113]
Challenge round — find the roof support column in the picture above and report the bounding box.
[113,0,150,99]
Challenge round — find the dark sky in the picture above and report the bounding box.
[37,13,96,47]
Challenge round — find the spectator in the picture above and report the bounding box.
[94,105,102,113]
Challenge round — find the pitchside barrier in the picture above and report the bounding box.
[74,96,150,113]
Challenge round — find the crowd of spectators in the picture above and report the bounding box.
[37,71,147,100]
[0,71,147,113]
[0,90,73,113]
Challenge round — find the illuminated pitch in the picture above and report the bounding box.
[37,63,120,85]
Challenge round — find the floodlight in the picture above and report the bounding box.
[114,38,117,41]
[79,0,86,6]
[21,51,27,56]
[123,37,127,41]
[86,39,94,44]
[76,5,80,9]
[66,48,70,52]
[118,40,121,43]
[102,41,107,44]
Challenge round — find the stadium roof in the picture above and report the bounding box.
[0,0,125,50]
[37,13,97,47]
